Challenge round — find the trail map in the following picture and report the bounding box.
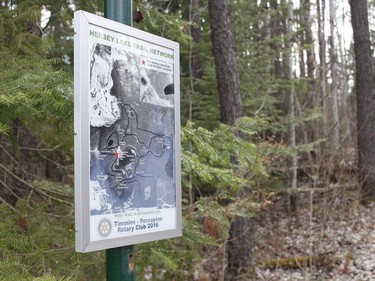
[89,42,176,216]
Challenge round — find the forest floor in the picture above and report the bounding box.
[251,188,375,281]
[198,186,375,281]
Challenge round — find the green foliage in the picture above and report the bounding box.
[180,118,281,244]
[0,195,105,281]
[133,1,190,46]
[0,4,74,150]
[182,119,269,192]
[136,216,216,280]
[180,55,221,129]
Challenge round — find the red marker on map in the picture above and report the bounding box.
[114,148,120,158]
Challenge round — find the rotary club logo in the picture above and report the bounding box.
[97,218,112,238]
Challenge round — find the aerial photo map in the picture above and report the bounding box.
[88,41,176,217]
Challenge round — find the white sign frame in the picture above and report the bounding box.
[74,10,181,253]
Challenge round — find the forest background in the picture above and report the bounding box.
[0,0,374,280]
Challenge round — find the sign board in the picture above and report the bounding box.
[74,10,181,253]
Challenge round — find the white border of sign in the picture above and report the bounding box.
[74,10,181,253]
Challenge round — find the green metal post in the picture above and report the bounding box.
[104,1,135,280]
[106,245,135,280]
[104,0,132,26]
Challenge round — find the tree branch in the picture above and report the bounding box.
[0,163,72,206]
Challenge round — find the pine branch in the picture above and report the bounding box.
[0,195,17,211]
[0,164,72,206]
[0,144,38,180]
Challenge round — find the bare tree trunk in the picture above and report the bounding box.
[208,0,242,126]
[189,0,202,79]
[336,5,351,145]
[288,1,297,207]
[329,0,340,149]
[264,0,271,74]
[188,0,201,206]
[349,0,375,202]
[270,0,283,77]
[317,0,328,140]
[208,0,249,277]
[227,216,253,276]
[304,0,315,82]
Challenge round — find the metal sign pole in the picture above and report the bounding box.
[104,1,135,280]
[106,246,135,280]
[104,0,132,26]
